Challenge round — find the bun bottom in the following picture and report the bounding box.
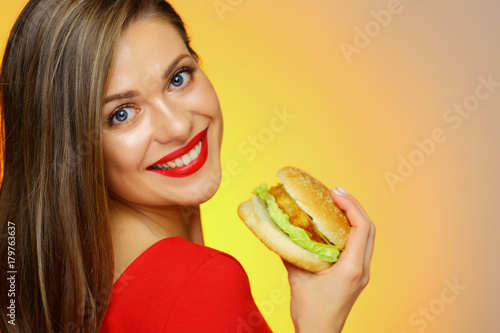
[238,196,333,273]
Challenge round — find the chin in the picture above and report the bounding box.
[168,154,221,206]
[189,163,222,205]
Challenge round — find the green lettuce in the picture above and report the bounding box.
[253,184,342,262]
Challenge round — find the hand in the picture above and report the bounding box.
[285,186,375,333]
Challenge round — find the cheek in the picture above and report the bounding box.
[102,131,147,179]
[192,74,221,119]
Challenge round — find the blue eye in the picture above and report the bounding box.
[108,105,137,125]
[170,70,191,88]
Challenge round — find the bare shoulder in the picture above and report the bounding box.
[109,206,162,284]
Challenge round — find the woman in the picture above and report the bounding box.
[0,0,375,332]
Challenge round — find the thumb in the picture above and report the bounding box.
[282,259,312,287]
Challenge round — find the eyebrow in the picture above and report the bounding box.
[103,53,192,105]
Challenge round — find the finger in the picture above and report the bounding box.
[330,188,370,231]
[333,187,376,272]
[282,258,306,275]
[331,189,370,267]
[336,186,371,221]
[282,258,295,273]
[282,259,310,286]
[363,220,376,272]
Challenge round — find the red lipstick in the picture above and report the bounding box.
[148,128,208,178]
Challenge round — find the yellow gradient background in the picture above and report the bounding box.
[2,1,499,332]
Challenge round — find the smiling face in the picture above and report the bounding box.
[102,19,223,207]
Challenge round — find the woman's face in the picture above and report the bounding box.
[102,19,223,207]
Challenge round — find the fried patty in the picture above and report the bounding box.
[268,184,328,244]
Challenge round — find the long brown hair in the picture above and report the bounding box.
[0,0,198,332]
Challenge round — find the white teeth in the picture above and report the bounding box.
[182,155,191,165]
[151,139,203,171]
[153,164,169,171]
[189,150,197,160]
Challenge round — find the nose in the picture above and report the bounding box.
[149,98,193,144]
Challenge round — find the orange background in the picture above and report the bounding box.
[2,1,499,332]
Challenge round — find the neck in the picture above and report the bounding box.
[108,197,203,244]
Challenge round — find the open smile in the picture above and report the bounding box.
[147,128,209,178]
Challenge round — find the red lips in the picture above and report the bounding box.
[147,128,208,178]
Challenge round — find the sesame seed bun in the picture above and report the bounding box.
[237,166,350,272]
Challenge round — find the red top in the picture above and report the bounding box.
[100,237,272,332]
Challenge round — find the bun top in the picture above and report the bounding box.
[277,166,350,248]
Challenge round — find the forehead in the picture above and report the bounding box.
[107,19,189,91]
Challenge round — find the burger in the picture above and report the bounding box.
[237,166,350,272]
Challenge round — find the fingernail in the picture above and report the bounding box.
[331,188,343,196]
[337,186,349,194]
